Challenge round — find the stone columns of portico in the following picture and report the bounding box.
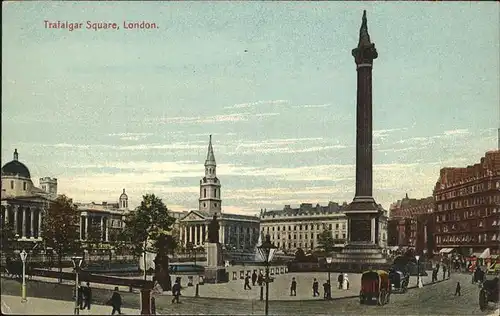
[236,227,240,249]
[4,208,8,224]
[100,216,104,241]
[30,209,35,238]
[85,216,89,240]
[105,218,109,242]
[204,224,208,243]
[38,210,42,238]
[80,216,84,240]
[183,226,188,247]
[220,225,225,244]
[22,208,26,238]
[194,225,198,245]
[13,207,18,236]
[249,226,253,247]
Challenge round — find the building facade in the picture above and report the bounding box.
[75,189,130,243]
[433,150,500,255]
[179,136,260,251]
[388,194,435,254]
[259,202,348,252]
[1,149,57,241]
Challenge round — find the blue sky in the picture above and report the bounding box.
[2,2,499,215]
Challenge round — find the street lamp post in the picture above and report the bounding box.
[415,255,423,288]
[257,234,277,316]
[326,256,332,298]
[71,256,83,315]
[20,250,27,303]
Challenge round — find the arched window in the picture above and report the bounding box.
[204,188,207,198]
[214,189,217,197]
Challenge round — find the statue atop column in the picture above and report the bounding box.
[207,215,220,243]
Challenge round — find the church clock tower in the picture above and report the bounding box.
[199,135,222,215]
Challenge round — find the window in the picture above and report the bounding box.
[10,181,13,189]
[329,224,332,230]
[214,203,218,207]
[203,203,206,208]
[203,188,206,198]
[22,182,26,190]
[214,189,217,197]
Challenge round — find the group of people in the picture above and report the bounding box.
[243,271,265,290]
[431,263,451,282]
[76,282,92,310]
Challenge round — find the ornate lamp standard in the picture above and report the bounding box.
[20,249,27,303]
[415,255,423,288]
[71,256,83,315]
[257,234,277,316]
[326,256,333,285]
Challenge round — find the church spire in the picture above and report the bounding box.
[205,135,216,166]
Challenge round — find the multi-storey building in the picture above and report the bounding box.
[387,194,435,254]
[179,136,260,251]
[75,189,130,243]
[260,202,389,253]
[1,149,58,242]
[433,150,500,255]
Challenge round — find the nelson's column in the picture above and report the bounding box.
[332,11,388,271]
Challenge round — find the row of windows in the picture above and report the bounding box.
[263,223,346,232]
[436,207,499,222]
[9,181,28,191]
[269,232,347,241]
[436,233,500,244]
[436,181,500,201]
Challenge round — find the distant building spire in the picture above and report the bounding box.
[13,149,18,161]
[205,135,216,166]
[405,192,409,199]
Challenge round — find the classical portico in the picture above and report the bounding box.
[1,202,46,240]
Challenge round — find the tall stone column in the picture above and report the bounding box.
[249,226,253,247]
[13,206,18,236]
[236,227,240,250]
[205,224,208,243]
[4,207,8,224]
[30,209,35,238]
[220,225,225,244]
[22,208,26,238]
[190,225,195,244]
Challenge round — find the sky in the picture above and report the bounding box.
[2,2,499,216]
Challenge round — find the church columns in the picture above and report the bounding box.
[249,226,253,248]
[38,210,42,238]
[100,216,104,241]
[30,209,35,238]
[204,224,208,243]
[236,227,240,250]
[194,225,198,245]
[183,226,188,247]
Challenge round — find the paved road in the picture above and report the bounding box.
[2,273,498,315]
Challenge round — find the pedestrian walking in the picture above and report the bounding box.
[77,285,84,309]
[107,287,122,315]
[323,281,329,299]
[171,279,181,304]
[312,278,320,297]
[257,272,264,286]
[454,282,461,296]
[251,271,257,286]
[244,274,252,290]
[82,282,92,310]
[342,274,349,290]
[290,277,297,296]
[447,266,451,279]
[337,273,344,289]
[442,265,447,281]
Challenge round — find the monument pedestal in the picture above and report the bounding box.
[204,242,226,283]
[331,198,389,273]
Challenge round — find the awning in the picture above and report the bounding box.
[439,248,454,254]
[479,248,491,259]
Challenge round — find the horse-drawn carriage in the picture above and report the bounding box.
[360,270,391,305]
[479,277,499,311]
[389,269,409,293]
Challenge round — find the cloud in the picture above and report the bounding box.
[373,128,408,139]
[293,104,331,109]
[223,100,288,109]
[443,129,469,136]
[107,132,154,141]
[148,112,281,124]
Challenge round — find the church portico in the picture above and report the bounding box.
[1,201,47,241]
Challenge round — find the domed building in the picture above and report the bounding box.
[1,149,58,241]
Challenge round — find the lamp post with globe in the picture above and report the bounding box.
[415,255,423,288]
[257,234,277,316]
[20,249,27,303]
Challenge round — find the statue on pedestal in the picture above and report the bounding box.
[208,215,220,244]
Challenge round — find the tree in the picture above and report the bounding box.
[85,222,102,262]
[1,221,17,256]
[41,195,81,282]
[295,248,306,262]
[121,194,177,290]
[317,229,335,254]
